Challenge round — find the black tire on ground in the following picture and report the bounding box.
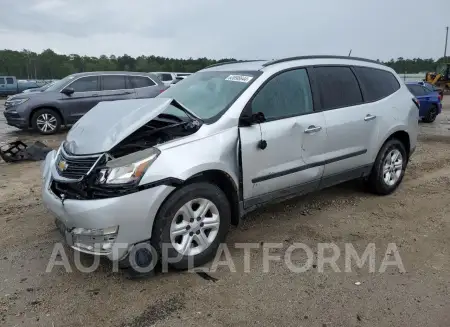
[422,105,438,123]
[31,108,62,135]
[151,182,231,270]
[366,138,407,195]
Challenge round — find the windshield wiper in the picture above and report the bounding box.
[170,99,203,123]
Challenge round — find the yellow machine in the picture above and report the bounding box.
[425,63,450,92]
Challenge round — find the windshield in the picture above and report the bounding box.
[45,75,76,92]
[157,70,261,121]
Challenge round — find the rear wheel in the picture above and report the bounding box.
[31,108,61,134]
[366,139,407,195]
[151,182,231,270]
[422,105,438,123]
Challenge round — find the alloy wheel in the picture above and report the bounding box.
[382,149,403,186]
[36,113,57,133]
[169,198,220,256]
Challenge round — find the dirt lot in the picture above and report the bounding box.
[1,99,450,327]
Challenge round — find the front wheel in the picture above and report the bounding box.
[366,139,407,195]
[31,108,61,135]
[151,182,231,270]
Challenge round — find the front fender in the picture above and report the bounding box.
[139,128,239,188]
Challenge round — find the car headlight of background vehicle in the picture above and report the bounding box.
[5,98,28,107]
[96,148,161,185]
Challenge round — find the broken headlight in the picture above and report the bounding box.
[97,148,160,185]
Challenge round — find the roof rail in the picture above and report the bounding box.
[262,55,382,67]
[204,59,266,69]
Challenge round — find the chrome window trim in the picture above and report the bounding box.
[59,73,158,93]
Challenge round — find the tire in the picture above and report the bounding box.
[366,139,407,195]
[422,105,438,123]
[151,182,231,270]
[31,108,61,135]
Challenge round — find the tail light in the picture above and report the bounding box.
[412,98,420,109]
[438,94,442,101]
[159,89,165,94]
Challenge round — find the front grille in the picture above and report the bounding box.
[56,149,100,180]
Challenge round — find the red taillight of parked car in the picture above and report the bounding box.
[438,94,442,101]
[412,98,420,109]
[159,89,165,94]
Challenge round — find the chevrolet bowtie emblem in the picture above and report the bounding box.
[58,160,68,171]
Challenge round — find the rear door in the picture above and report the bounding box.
[239,68,327,208]
[100,75,135,102]
[59,75,101,123]
[128,75,161,98]
[311,66,375,186]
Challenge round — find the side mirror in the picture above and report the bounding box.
[61,87,74,96]
[239,111,266,126]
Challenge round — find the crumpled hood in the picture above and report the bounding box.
[65,98,174,155]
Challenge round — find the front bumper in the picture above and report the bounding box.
[41,150,175,261]
[3,110,27,128]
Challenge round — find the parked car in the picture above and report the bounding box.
[3,72,166,134]
[406,82,442,123]
[418,81,444,99]
[41,56,418,273]
[153,72,192,86]
[0,76,41,96]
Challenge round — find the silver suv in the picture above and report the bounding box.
[41,56,419,271]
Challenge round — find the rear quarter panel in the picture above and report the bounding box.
[373,86,418,161]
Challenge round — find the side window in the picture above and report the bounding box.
[251,69,314,120]
[68,76,100,92]
[102,75,126,90]
[160,73,173,82]
[353,67,400,102]
[0,78,5,84]
[6,78,14,84]
[314,66,363,110]
[129,76,156,88]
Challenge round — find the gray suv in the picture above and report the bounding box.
[41,56,419,272]
[3,72,166,134]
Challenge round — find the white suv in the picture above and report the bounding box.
[42,56,419,273]
[154,72,192,86]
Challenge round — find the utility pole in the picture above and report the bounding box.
[348,49,352,57]
[444,26,449,59]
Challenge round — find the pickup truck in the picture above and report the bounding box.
[0,76,40,97]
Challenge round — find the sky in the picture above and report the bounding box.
[0,0,449,61]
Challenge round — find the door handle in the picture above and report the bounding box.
[304,125,322,133]
[364,114,376,121]
[92,93,100,97]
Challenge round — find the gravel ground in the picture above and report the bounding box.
[0,99,450,327]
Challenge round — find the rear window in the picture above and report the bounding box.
[0,78,5,84]
[313,66,363,110]
[102,75,126,90]
[353,67,400,102]
[407,84,429,97]
[159,73,173,82]
[129,76,156,88]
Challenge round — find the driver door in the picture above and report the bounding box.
[239,68,327,209]
[58,75,101,124]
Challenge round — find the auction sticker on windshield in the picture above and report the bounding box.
[225,75,253,83]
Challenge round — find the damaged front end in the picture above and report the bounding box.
[50,98,201,201]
